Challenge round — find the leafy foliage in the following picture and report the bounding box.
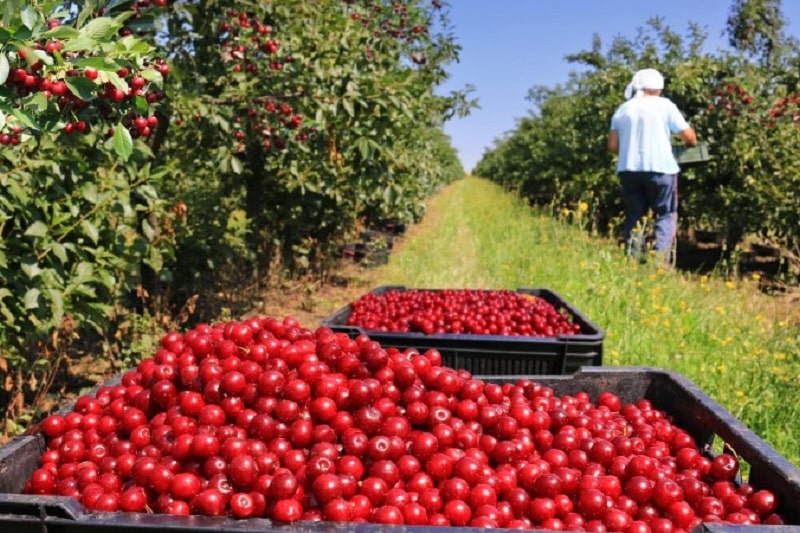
[0,0,467,429]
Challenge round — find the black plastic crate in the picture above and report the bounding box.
[358,248,390,268]
[359,230,394,250]
[377,218,407,236]
[320,285,605,375]
[490,367,800,527]
[1,367,799,531]
[673,141,712,167]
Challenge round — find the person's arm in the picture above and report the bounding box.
[608,130,619,154]
[668,102,697,147]
[679,127,697,147]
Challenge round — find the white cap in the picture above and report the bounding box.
[624,68,665,99]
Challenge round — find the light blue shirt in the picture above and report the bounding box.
[610,96,690,174]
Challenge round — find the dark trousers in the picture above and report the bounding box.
[618,171,677,255]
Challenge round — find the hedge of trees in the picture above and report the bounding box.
[475,0,800,264]
[0,0,468,430]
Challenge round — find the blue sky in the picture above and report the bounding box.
[438,1,799,172]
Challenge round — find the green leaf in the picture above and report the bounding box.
[41,26,80,39]
[13,26,33,41]
[230,156,243,174]
[141,218,156,241]
[356,138,371,160]
[140,68,163,87]
[24,221,48,238]
[218,157,230,174]
[4,177,29,203]
[147,247,164,272]
[125,14,156,33]
[0,53,8,85]
[11,108,38,131]
[80,220,99,244]
[65,76,98,101]
[51,242,68,263]
[289,160,300,179]
[74,57,122,71]
[133,140,153,158]
[133,95,149,114]
[29,92,48,112]
[20,4,39,31]
[138,184,159,201]
[48,289,64,321]
[63,35,98,53]
[113,123,133,161]
[101,70,128,91]
[0,28,13,43]
[27,49,53,66]
[343,99,355,117]
[81,183,98,204]
[75,261,93,280]
[80,17,118,40]
[24,288,40,310]
[112,10,135,26]
[76,3,91,29]
[0,304,15,326]
[130,41,156,56]
[21,261,42,279]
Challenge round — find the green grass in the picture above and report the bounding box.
[379,176,800,467]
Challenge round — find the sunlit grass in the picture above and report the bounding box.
[380,176,800,466]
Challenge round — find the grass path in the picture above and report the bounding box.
[382,179,491,288]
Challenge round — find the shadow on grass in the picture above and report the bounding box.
[675,234,797,294]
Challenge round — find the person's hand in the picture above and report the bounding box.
[680,127,697,146]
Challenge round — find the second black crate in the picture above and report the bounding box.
[320,285,605,375]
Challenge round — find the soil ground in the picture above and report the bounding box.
[247,262,382,331]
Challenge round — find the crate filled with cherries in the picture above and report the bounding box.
[0,316,796,532]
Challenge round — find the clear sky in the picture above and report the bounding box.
[438,1,799,172]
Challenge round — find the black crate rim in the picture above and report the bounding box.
[319,285,604,376]
[2,367,800,530]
